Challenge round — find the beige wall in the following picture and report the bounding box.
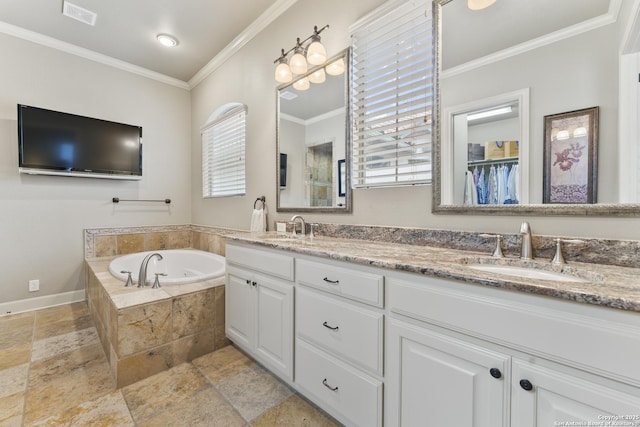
[191,0,640,241]
[0,33,191,305]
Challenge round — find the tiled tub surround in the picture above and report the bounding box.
[84,225,239,387]
[86,258,227,387]
[228,231,640,312]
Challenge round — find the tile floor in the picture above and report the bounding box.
[0,301,340,426]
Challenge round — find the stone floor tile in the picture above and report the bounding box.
[0,342,32,370]
[122,362,210,423]
[28,342,108,388]
[26,390,134,427]
[34,302,89,326]
[0,392,24,427]
[138,387,246,427]
[192,344,255,385]
[0,363,29,399]
[0,312,35,351]
[31,327,99,362]
[250,394,339,427]
[33,312,94,341]
[217,364,294,421]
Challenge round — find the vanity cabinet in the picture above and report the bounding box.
[294,256,385,427]
[385,272,640,427]
[225,243,294,381]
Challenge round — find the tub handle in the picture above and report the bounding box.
[152,273,167,289]
[120,271,133,287]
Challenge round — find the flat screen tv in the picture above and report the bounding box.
[18,104,143,180]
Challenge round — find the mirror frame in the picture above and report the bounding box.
[276,48,352,213]
[431,0,640,216]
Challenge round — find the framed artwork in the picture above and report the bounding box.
[338,159,346,197]
[543,107,598,204]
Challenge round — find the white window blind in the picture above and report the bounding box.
[351,0,433,188]
[202,105,246,197]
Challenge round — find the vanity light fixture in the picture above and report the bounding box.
[293,77,311,91]
[555,130,570,140]
[325,58,345,76]
[273,25,330,83]
[573,126,587,138]
[467,105,512,121]
[468,0,497,10]
[308,68,326,84]
[157,33,179,47]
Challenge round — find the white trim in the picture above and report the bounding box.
[188,0,299,89]
[281,107,345,126]
[0,290,86,317]
[618,53,639,202]
[349,0,427,35]
[442,0,622,79]
[0,21,190,90]
[621,0,640,54]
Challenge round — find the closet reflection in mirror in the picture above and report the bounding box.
[276,49,351,212]
[441,89,529,205]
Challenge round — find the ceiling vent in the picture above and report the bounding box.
[280,91,298,101]
[62,1,97,26]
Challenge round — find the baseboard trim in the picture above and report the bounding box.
[0,290,86,317]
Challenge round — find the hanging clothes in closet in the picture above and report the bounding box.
[470,162,519,205]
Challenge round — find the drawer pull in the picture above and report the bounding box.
[323,277,340,284]
[322,321,339,331]
[322,378,339,392]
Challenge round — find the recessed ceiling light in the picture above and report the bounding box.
[157,34,179,47]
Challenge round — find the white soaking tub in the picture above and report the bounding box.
[108,249,225,285]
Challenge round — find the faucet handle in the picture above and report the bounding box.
[120,270,133,287]
[152,273,167,289]
[551,238,585,265]
[480,234,504,258]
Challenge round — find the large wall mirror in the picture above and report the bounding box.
[432,0,640,215]
[276,48,352,213]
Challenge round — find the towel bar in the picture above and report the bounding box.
[112,197,171,204]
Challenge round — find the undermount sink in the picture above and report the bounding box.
[468,264,590,283]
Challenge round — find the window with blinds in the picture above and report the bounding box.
[201,105,246,198]
[351,0,433,188]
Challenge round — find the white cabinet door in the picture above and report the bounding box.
[386,319,509,427]
[512,359,640,427]
[255,274,294,381]
[225,269,254,349]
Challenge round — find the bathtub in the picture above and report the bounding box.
[108,249,225,285]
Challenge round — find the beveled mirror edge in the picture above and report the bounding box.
[431,0,640,217]
[276,47,352,214]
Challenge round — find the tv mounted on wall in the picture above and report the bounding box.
[17,104,143,180]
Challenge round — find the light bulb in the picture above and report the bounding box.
[309,68,326,84]
[293,77,310,91]
[275,62,293,83]
[289,52,308,75]
[306,41,327,65]
[325,58,345,76]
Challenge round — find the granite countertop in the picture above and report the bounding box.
[227,232,640,313]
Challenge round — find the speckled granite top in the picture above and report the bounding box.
[228,232,640,313]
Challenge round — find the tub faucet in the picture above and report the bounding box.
[138,252,163,287]
[290,215,306,237]
[520,221,533,260]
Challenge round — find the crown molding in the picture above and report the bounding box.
[188,0,299,89]
[442,0,622,79]
[0,21,190,90]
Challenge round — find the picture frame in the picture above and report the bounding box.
[338,159,346,197]
[543,107,598,204]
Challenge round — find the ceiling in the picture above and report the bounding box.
[0,0,280,83]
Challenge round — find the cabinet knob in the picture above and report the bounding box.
[246,279,251,285]
[489,368,502,379]
[519,379,533,391]
[251,281,257,287]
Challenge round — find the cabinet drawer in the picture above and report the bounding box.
[226,243,294,281]
[297,287,383,375]
[296,258,384,307]
[295,340,383,427]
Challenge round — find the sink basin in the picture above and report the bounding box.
[468,264,590,283]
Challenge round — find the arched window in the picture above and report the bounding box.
[201,103,247,197]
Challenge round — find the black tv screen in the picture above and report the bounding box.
[18,104,143,180]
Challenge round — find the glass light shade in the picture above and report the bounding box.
[293,77,310,91]
[309,68,326,84]
[573,127,587,138]
[325,58,345,76]
[468,0,496,10]
[289,52,308,74]
[275,62,293,83]
[556,130,570,141]
[306,41,327,65]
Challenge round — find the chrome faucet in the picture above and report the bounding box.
[138,252,163,287]
[520,222,533,260]
[290,215,306,237]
